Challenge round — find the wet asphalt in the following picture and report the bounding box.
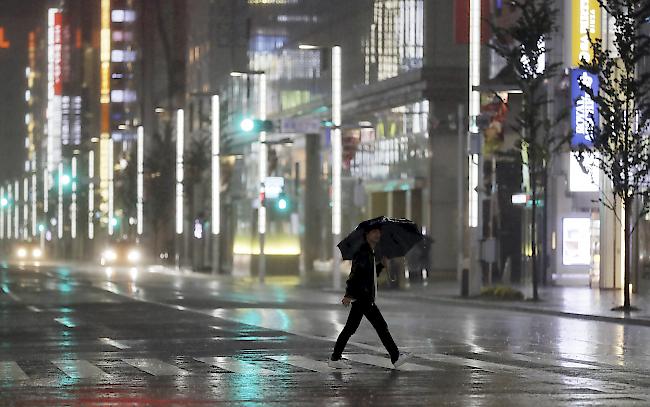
[1,262,649,406]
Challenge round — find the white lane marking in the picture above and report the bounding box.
[344,354,436,371]
[54,317,76,328]
[267,355,344,373]
[52,360,110,379]
[99,337,131,350]
[122,358,188,376]
[27,306,42,312]
[195,357,277,375]
[0,361,29,381]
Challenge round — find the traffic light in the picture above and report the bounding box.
[276,192,290,212]
[239,117,273,133]
[0,197,8,207]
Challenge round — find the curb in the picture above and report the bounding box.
[379,291,650,328]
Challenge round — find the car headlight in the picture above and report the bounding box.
[102,249,117,261]
[127,249,141,262]
[32,248,42,258]
[16,248,27,258]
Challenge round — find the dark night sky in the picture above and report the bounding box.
[0,0,45,181]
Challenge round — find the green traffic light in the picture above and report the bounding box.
[278,197,288,210]
[0,198,7,207]
[240,118,255,132]
[60,174,71,185]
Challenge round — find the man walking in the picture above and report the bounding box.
[329,225,412,369]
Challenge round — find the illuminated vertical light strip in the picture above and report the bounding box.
[1,186,4,240]
[331,46,342,289]
[43,168,49,214]
[7,184,12,239]
[137,126,144,236]
[468,0,481,227]
[47,8,62,174]
[176,109,184,235]
[211,96,220,236]
[57,163,63,239]
[31,173,36,237]
[258,75,267,236]
[71,156,77,239]
[88,150,94,239]
[23,177,28,238]
[100,0,111,234]
[108,140,114,235]
[14,181,19,239]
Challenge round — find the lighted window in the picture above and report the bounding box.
[112,10,135,23]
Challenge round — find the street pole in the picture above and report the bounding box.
[88,149,95,240]
[108,138,114,236]
[258,73,267,283]
[211,95,220,275]
[331,45,342,290]
[137,126,144,238]
[176,109,184,268]
[468,0,483,296]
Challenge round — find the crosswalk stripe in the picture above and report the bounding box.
[417,353,518,373]
[99,337,131,349]
[122,358,188,376]
[0,361,29,381]
[195,357,277,375]
[267,355,343,373]
[503,351,600,370]
[344,354,436,371]
[52,360,109,379]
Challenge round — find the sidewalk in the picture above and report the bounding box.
[375,279,650,327]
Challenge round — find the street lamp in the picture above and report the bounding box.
[137,126,144,236]
[231,70,267,282]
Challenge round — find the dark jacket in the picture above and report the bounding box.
[345,242,384,302]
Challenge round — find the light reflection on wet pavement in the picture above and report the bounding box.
[0,263,650,405]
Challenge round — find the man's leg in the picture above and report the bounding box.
[331,302,364,361]
[364,303,399,363]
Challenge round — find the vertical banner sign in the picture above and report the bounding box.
[571,68,599,147]
[572,0,601,66]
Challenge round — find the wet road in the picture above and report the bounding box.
[1,263,650,406]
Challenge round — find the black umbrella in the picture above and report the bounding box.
[337,216,424,260]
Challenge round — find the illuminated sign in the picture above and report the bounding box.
[571,69,599,147]
[562,217,591,266]
[0,27,10,48]
[571,0,601,66]
[569,152,598,192]
[47,9,62,172]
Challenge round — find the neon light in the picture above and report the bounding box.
[88,149,94,239]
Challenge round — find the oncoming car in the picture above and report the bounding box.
[13,243,44,261]
[100,242,143,266]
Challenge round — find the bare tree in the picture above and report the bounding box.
[489,0,568,300]
[577,0,650,311]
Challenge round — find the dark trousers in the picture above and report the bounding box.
[331,300,399,362]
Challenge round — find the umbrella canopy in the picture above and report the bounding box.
[337,216,423,260]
